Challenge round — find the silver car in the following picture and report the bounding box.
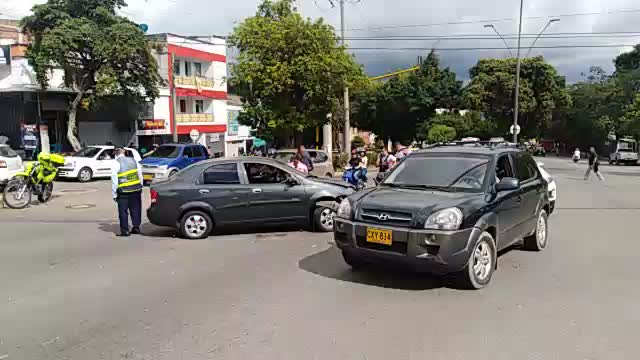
[274,149,335,177]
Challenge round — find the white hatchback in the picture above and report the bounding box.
[57,145,141,182]
[0,144,24,188]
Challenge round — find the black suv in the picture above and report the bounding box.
[333,146,550,289]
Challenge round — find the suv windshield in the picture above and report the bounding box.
[382,156,489,191]
[74,147,102,158]
[148,145,181,158]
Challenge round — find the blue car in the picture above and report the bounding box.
[141,143,209,183]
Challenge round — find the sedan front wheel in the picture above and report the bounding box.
[313,206,335,232]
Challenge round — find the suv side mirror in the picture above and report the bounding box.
[495,177,520,192]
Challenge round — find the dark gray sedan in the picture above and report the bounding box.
[148,157,354,239]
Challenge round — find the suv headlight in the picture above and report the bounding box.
[425,207,463,230]
[336,199,352,219]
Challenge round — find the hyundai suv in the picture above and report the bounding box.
[333,146,551,289]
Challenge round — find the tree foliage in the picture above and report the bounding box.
[352,51,462,143]
[22,0,161,151]
[427,111,496,140]
[464,56,571,139]
[427,124,456,144]
[351,135,366,148]
[228,0,365,139]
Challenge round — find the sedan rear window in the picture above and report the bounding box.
[0,146,18,158]
[383,156,489,191]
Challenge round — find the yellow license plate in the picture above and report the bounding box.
[366,228,392,246]
[143,174,154,180]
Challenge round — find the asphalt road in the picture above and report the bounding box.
[1,157,640,360]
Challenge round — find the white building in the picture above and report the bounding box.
[225,94,253,156]
[137,33,228,153]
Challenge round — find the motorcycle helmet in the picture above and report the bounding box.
[37,152,51,164]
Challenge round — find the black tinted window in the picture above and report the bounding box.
[244,163,288,184]
[383,156,489,190]
[513,153,538,182]
[202,164,240,184]
[191,146,204,158]
[183,147,195,158]
[495,155,514,180]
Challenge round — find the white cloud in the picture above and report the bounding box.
[3,0,639,81]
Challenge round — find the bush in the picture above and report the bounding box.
[352,135,366,149]
[427,124,457,144]
[333,153,350,170]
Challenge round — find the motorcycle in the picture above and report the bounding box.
[2,154,64,209]
[572,151,581,163]
[342,167,367,191]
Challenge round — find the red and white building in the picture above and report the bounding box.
[137,33,228,154]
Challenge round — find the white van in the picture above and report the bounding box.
[608,138,638,165]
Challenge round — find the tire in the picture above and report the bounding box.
[342,251,366,269]
[523,210,548,251]
[179,210,213,239]
[325,172,333,178]
[313,206,335,232]
[2,179,32,209]
[38,183,53,203]
[169,170,178,178]
[77,167,93,182]
[454,232,496,290]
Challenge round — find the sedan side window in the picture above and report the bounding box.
[202,163,240,185]
[513,153,537,183]
[495,155,514,181]
[244,163,288,184]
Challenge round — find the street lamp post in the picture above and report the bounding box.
[513,0,524,144]
[526,18,560,57]
[483,25,513,57]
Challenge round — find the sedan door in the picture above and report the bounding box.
[94,148,117,177]
[194,162,251,225]
[240,161,307,223]
[511,152,546,235]
[492,154,523,250]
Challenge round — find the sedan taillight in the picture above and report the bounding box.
[0,160,6,168]
[150,189,158,205]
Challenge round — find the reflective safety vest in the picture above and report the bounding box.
[117,157,142,193]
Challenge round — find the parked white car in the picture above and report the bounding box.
[57,145,141,182]
[537,161,556,213]
[0,144,24,188]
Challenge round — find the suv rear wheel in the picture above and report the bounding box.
[179,210,213,239]
[523,210,548,251]
[455,232,496,289]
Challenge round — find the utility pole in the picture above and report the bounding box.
[339,0,351,154]
[513,0,524,144]
[170,53,178,142]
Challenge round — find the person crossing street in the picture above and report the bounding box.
[584,146,605,181]
[111,147,143,237]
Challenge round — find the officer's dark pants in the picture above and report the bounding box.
[117,190,142,233]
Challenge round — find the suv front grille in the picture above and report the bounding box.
[359,209,413,227]
[356,235,407,254]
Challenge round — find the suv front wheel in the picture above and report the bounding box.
[456,231,496,289]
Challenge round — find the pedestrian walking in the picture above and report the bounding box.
[584,146,605,181]
[111,147,143,237]
[297,145,314,172]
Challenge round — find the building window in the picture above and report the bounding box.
[194,63,202,77]
[195,100,204,113]
[184,61,192,76]
[179,99,187,113]
[173,59,180,76]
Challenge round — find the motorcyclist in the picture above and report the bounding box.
[573,148,581,162]
[35,152,59,185]
[346,149,366,186]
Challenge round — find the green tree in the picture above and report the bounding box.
[228,0,365,140]
[353,51,462,143]
[351,135,366,148]
[464,56,571,139]
[22,0,162,151]
[427,111,497,139]
[427,124,456,143]
[614,44,640,73]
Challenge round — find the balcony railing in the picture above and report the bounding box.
[174,75,215,88]
[176,113,214,123]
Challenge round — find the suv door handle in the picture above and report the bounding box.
[252,188,262,193]
[199,189,210,194]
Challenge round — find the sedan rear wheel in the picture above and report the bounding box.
[523,210,548,251]
[179,210,213,239]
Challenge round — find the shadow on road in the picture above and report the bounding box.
[98,222,309,239]
[298,246,445,291]
[98,222,176,238]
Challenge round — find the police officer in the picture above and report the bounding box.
[111,147,143,237]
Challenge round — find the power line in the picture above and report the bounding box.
[349,44,638,51]
[340,8,640,32]
[344,31,640,40]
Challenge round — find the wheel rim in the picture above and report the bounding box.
[537,214,547,247]
[185,215,208,237]
[472,240,492,281]
[80,170,91,181]
[4,183,30,207]
[320,208,334,229]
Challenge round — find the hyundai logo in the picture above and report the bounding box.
[377,213,390,221]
